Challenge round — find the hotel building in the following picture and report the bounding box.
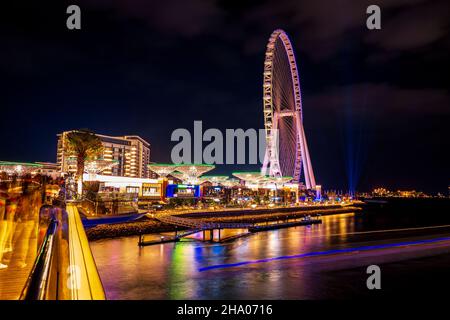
[57,131,151,178]
[34,162,61,179]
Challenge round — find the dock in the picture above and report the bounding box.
[248,219,322,232]
[137,214,323,246]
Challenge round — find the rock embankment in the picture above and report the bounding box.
[86,206,361,240]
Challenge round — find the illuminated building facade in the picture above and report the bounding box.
[0,161,61,180]
[57,131,151,178]
[34,162,61,179]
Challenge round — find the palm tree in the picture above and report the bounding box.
[64,129,103,196]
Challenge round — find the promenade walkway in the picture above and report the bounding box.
[0,191,41,300]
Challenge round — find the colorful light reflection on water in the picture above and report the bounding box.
[89,212,450,299]
[90,213,359,299]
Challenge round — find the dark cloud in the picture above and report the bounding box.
[307,83,450,116]
[79,0,224,37]
[239,0,449,62]
[365,0,450,51]
[1,0,449,192]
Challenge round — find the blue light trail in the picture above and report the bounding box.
[198,236,450,272]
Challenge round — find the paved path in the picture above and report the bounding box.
[0,194,40,300]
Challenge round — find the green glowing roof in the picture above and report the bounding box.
[232,172,266,176]
[147,163,180,167]
[174,163,215,167]
[0,161,43,167]
[148,163,215,167]
[200,175,229,177]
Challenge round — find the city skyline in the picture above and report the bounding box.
[1,1,449,193]
[2,0,450,304]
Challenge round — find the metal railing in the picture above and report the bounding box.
[20,219,58,300]
[66,203,105,300]
[19,204,106,300]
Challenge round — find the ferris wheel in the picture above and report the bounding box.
[261,29,316,189]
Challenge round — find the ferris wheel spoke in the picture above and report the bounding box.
[262,29,316,188]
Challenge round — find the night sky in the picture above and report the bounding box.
[1,0,449,193]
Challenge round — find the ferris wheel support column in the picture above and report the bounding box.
[303,133,316,188]
[261,148,269,176]
[303,126,316,188]
[268,114,281,178]
[296,114,316,189]
[261,29,317,188]
[261,116,281,177]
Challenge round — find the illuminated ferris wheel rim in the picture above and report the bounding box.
[262,29,304,182]
[263,28,303,134]
[261,29,316,189]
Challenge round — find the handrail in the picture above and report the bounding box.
[66,203,106,300]
[19,204,106,300]
[20,219,58,300]
[82,197,96,204]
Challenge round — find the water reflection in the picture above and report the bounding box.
[90,212,359,299]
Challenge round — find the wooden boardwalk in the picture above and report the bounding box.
[138,214,322,246]
[1,190,41,300]
[138,216,252,246]
[0,220,38,300]
[156,215,253,230]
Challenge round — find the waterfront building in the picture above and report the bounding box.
[34,162,61,179]
[146,163,216,201]
[0,161,43,177]
[0,161,63,182]
[231,172,302,204]
[57,131,151,178]
[83,173,164,201]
